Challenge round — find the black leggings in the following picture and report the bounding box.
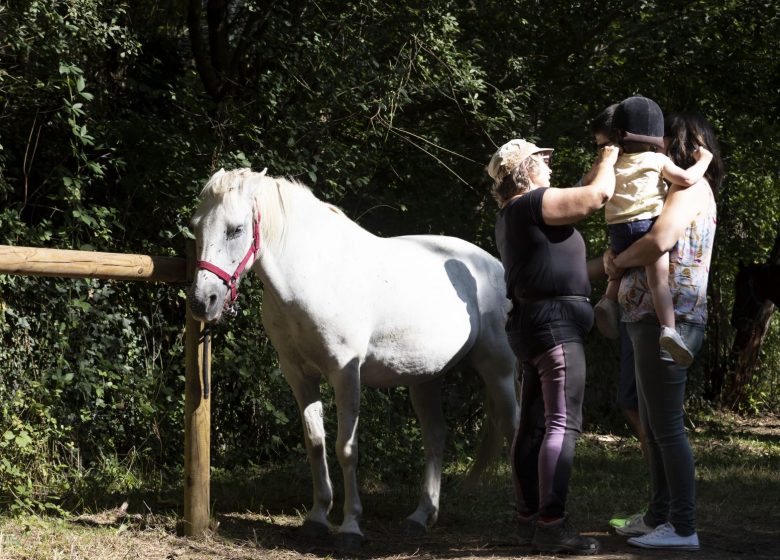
[511,341,586,518]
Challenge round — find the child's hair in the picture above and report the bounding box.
[664,112,724,192]
[590,103,619,145]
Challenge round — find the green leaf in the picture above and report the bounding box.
[15,431,32,448]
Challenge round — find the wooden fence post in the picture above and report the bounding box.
[183,240,211,536]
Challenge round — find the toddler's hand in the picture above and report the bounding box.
[694,146,712,162]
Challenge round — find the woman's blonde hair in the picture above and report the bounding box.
[491,155,542,206]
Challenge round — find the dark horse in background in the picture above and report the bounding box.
[731,261,780,349]
[728,261,780,408]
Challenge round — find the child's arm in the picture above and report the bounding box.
[661,146,713,187]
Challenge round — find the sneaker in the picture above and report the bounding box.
[516,513,537,545]
[594,297,620,340]
[608,513,630,529]
[532,515,601,555]
[608,507,646,528]
[615,512,655,536]
[659,325,694,366]
[628,522,700,551]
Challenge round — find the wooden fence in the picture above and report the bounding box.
[0,243,212,537]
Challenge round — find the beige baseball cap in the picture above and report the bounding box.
[487,139,553,182]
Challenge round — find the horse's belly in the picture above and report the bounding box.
[361,320,474,388]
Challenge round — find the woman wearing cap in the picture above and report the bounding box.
[604,113,723,551]
[488,139,619,555]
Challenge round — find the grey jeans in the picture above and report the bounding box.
[625,318,705,537]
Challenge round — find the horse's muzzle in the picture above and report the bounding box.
[188,283,224,323]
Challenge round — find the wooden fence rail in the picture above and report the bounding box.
[0,244,186,282]
[0,243,212,537]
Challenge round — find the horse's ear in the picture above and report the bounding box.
[258,167,268,177]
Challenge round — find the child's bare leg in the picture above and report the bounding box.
[595,279,621,339]
[645,254,675,329]
[647,254,693,365]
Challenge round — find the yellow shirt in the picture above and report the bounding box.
[606,151,668,224]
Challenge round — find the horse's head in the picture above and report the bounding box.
[188,168,264,322]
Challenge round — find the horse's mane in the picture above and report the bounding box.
[194,168,350,250]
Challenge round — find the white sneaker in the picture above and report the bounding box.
[628,522,700,551]
[594,297,620,340]
[615,513,654,536]
[659,325,694,366]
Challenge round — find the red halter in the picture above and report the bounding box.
[196,213,261,307]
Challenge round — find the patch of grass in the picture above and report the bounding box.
[571,434,649,528]
[0,412,778,559]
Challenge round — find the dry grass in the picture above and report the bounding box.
[1,412,778,560]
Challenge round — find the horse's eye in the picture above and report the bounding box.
[227,225,244,239]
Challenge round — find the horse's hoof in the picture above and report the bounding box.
[403,519,427,537]
[300,519,330,539]
[335,531,364,551]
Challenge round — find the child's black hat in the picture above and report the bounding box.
[613,96,665,149]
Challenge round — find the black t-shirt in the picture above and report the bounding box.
[494,188,593,360]
[495,188,591,301]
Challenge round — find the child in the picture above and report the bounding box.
[593,96,712,366]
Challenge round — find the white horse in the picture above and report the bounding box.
[188,168,519,548]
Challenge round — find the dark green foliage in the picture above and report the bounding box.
[1,0,780,512]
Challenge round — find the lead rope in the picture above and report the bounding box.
[202,324,211,399]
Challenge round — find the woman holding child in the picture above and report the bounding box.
[606,109,724,551]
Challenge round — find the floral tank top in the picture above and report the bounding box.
[619,186,717,325]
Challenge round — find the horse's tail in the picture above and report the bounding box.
[459,395,506,492]
[458,351,520,492]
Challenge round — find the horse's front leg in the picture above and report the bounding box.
[330,358,364,549]
[284,363,333,538]
[406,377,446,535]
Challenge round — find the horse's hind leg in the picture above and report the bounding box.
[330,358,365,549]
[405,377,446,535]
[284,365,334,538]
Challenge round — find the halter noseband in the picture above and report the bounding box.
[196,212,262,311]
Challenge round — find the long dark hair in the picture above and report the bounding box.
[664,112,724,193]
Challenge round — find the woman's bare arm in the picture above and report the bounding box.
[541,145,619,226]
[587,256,607,281]
[612,179,709,269]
